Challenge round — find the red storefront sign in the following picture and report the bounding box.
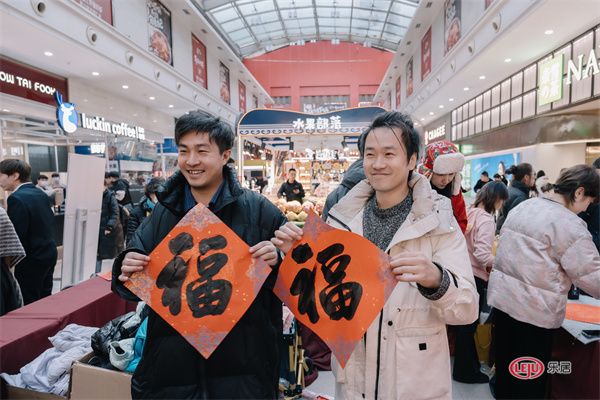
[0,56,68,106]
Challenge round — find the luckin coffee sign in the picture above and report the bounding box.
[54,91,146,140]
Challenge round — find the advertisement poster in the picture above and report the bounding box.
[467,153,520,192]
[74,0,113,25]
[444,0,461,55]
[421,27,432,81]
[219,62,230,104]
[147,0,173,65]
[406,57,414,98]
[192,34,207,89]
[238,81,246,113]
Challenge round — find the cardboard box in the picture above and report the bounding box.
[2,384,65,400]
[69,353,132,400]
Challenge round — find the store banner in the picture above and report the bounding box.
[74,0,113,25]
[421,27,432,81]
[238,106,386,136]
[125,202,271,358]
[395,77,401,108]
[219,62,231,104]
[238,80,246,113]
[192,34,207,89]
[274,211,396,367]
[0,56,68,106]
[406,57,414,98]
[444,0,461,55]
[147,0,173,65]
[538,55,564,106]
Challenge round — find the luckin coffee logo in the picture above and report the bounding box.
[55,91,78,133]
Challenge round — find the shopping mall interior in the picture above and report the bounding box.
[1,0,599,399]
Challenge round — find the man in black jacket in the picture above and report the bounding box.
[473,171,490,193]
[0,159,57,304]
[277,168,305,202]
[112,112,287,399]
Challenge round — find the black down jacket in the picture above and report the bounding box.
[126,197,153,245]
[98,189,122,260]
[112,166,287,399]
[496,179,531,233]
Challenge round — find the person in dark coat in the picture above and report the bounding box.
[277,168,305,202]
[0,159,57,304]
[473,171,490,193]
[126,177,164,245]
[97,173,123,272]
[322,159,365,220]
[0,206,26,315]
[578,157,600,252]
[112,111,287,399]
[496,163,535,233]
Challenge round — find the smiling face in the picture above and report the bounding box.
[363,126,416,195]
[177,131,230,192]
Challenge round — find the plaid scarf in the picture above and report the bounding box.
[0,207,25,267]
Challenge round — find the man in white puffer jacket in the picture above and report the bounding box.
[273,112,478,400]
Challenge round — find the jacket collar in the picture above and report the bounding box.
[511,180,531,196]
[157,165,243,217]
[327,172,441,251]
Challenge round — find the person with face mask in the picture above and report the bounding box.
[418,140,468,234]
[126,177,164,245]
[488,164,600,399]
[36,174,54,198]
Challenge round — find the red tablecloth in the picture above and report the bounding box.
[0,277,136,374]
[550,328,600,399]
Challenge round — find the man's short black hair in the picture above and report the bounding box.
[288,168,296,173]
[358,111,420,162]
[51,172,60,178]
[0,159,31,183]
[175,111,234,154]
[104,172,110,179]
[107,171,120,179]
[481,171,489,177]
[493,173,501,179]
[593,157,600,169]
[38,174,49,181]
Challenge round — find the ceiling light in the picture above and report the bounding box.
[44,51,53,57]
[152,119,157,123]
[420,118,425,121]
[83,99,88,102]
[2,109,10,112]
[544,29,554,35]
[149,96,155,100]
[504,58,512,63]
[168,104,174,108]
[343,147,349,151]
[122,85,129,89]
[429,112,434,115]
[133,113,137,117]
[439,105,444,109]
[92,71,100,76]
[479,75,486,80]
[463,87,470,91]
[449,98,454,102]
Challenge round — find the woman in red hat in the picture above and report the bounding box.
[418,140,468,233]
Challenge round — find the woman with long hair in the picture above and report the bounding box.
[453,182,508,383]
[488,164,600,399]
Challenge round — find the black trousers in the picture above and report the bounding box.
[453,276,487,381]
[493,309,555,399]
[14,256,57,305]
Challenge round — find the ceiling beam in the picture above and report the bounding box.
[201,0,232,10]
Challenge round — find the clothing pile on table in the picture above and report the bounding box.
[1,324,97,396]
[1,303,148,396]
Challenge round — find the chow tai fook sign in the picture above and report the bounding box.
[0,56,68,106]
[237,107,386,137]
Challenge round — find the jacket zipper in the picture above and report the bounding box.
[374,310,383,400]
[326,212,352,232]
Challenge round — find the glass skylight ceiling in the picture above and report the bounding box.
[196,0,419,58]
